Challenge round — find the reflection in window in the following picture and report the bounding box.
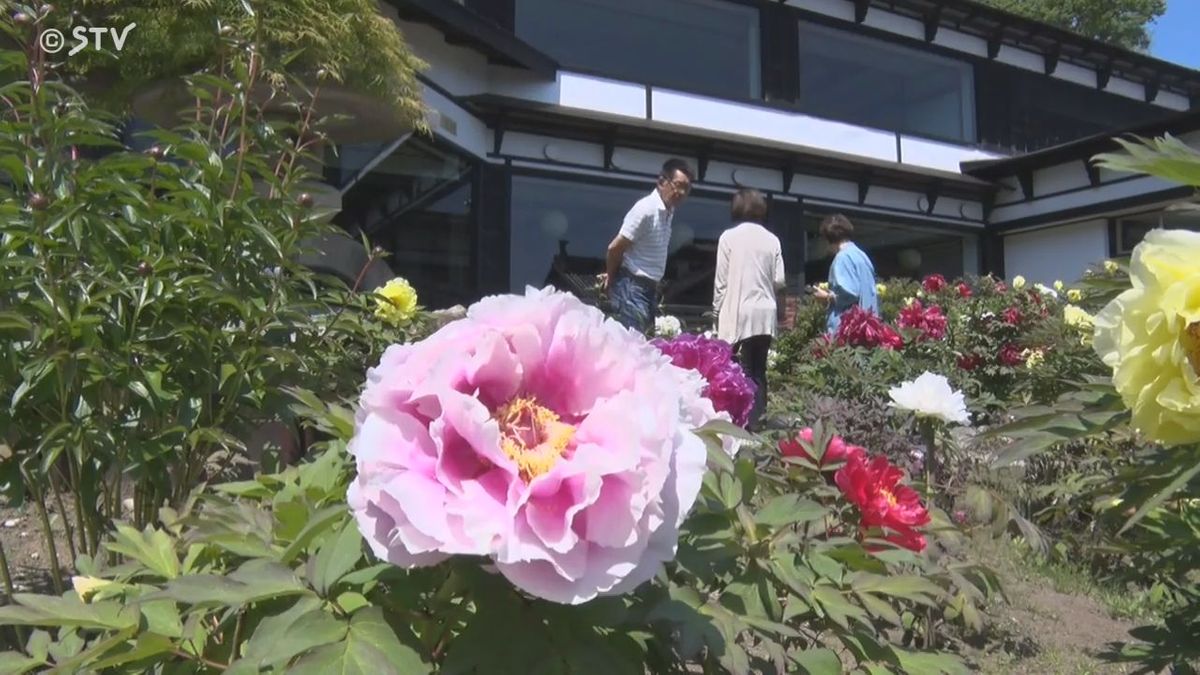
[509,176,737,313]
[802,214,968,282]
[798,23,975,143]
[1116,207,1200,254]
[515,0,761,100]
[333,138,477,310]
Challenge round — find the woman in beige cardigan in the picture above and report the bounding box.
[713,189,786,431]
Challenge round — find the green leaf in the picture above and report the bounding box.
[755,495,826,527]
[281,505,348,562]
[138,600,183,638]
[289,606,430,675]
[812,586,868,630]
[237,596,348,669]
[105,524,181,579]
[850,574,943,604]
[1120,454,1200,535]
[151,560,306,607]
[697,419,756,442]
[311,518,364,595]
[791,647,842,675]
[0,595,138,630]
[856,591,903,627]
[718,473,742,510]
[891,648,969,675]
[89,632,174,670]
[0,652,44,675]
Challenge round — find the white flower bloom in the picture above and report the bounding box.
[888,372,970,425]
[767,349,779,370]
[654,315,683,338]
[1033,283,1058,299]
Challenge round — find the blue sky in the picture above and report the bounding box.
[1151,1,1200,69]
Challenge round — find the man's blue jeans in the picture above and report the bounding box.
[610,271,657,334]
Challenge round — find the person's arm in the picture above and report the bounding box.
[604,202,647,290]
[713,234,731,321]
[829,253,860,311]
[773,241,786,290]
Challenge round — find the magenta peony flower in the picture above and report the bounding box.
[347,288,728,605]
[651,334,756,429]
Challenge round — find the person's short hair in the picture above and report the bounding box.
[660,158,695,183]
[819,214,854,244]
[730,188,768,224]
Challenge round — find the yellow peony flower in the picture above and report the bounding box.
[72,576,117,603]
[1104,260,1120,274]
[1063,304,1094,329]
[374,277,419,327]
[1067,289,1083,303]
[903,296,916,307]
[1053,280,1064,292]
[1093,230,1200,446]
[1012,275,1027,290]
[1022,348,1045,369]
[876,283,887,296]
[817,282,829,292]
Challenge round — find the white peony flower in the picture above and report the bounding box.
[654,315,683,337]
[1033,283,1058,299]
[888,372,970,425]
[767,348,779,370]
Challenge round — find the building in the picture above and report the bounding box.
[315,0,1200,315]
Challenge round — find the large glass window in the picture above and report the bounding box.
[333,138,477,310]
[1115,207,1200,255]
[515,0,761,100]
[801,213,970,282]
[798,23,975,143]
[509,176,737,315]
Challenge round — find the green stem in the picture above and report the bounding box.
[27,483,63,595]
[920,419,938,505]
[49,473,77,568]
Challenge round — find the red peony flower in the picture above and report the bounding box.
[998,343,1022,366]
[780,428,866,468]
[835,454,930,553]
[836,307,903,350]
[896,300,948,341]
[957,353,983,371]
[1002,307,1022,325]
[957,282,972,298]
[922,274,947,293]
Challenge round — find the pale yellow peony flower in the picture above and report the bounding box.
[876,283,887,296]
[1093,230,1200,446]
[374,277,419,327]
[817,282,830,292]
[904,296,916,307]
[1063,304,1094,329]
[1022,348,1045,369]
[1104,260,1119,274]
[72,576,116,603]
[1053,280,1064,292]
[1067,289,1083,303]
[1012,275,1027,290]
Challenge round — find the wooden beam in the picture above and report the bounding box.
[857,174,871,205]
[987,29,1004,60]
[1096,60,1113,90]
[1043,44,1060,75]
[1084,159,1101,187]
[854,0,870,24]
[1018,171,1034,201]
[923,7,941,42]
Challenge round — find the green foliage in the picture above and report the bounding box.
[976,0,1165,50]
[0,22,427,591]
[1096,134,1200,188]
[19,0,427,126]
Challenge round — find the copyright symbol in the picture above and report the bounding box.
[39,28,64,54]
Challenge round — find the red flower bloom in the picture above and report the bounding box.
[922,274,947,293]
[836,307,903,350]
[780,428,866,468]
[998,343,1022,366]
[835,454,930,553]
[896,300,948,341]
[957,353,983,371]
[957,282,972,298]
[1002,307,1022,325]
[810,335,833,359]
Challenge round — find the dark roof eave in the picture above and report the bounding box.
[383,0,558,77]
[467,94,993,201]
[961,108,1200,180]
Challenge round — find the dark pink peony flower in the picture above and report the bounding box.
[1002,307,1022,326]
[779,428,866,468]
[652,334,756,428]
[923,274,947,293]
[957,282,973,298]
[836,307,903,350]
[957,353,984,372]
[998,343,1023,367]
[896,300,948,341]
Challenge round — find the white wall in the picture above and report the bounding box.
[1004,219,1108,285]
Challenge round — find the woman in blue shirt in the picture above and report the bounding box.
[812,214,879,334]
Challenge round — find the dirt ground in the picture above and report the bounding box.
[0,494,88,596]
[962,536,1152,675]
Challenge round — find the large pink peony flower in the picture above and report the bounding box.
[347,288,725,605]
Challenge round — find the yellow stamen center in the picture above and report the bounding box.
[495,397,575,482]
[882,489,899,509]
[1184,321,1200,378]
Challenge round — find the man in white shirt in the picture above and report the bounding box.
[602,158,695,332]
